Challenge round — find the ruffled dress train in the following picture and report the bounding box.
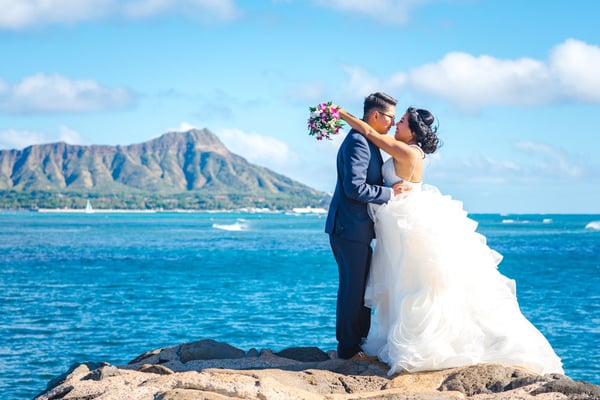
[362,159,564,376]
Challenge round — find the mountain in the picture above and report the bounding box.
[0,129,330,210]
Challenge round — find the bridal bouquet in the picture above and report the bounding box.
[307,102,345,140]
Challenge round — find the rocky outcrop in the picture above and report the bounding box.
[35,339,600,400]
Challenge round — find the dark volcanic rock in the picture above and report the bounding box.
[439,364,539,395]
[531,377,600,399]
[275,346,330,362]
[177,339,246,362]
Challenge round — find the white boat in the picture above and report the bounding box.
[291,206,327,214]
[85,200,94,214]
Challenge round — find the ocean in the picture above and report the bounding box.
[0,211,598,399]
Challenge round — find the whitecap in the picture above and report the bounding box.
[585,221,600,231]
[542,218,553,224]
[502,219,530,224]
[212,222,248,231]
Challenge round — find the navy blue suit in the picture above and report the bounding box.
[325,128,392,359]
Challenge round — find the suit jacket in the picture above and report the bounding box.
[325,129,392,243]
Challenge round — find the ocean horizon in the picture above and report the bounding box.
[1,211,598,399]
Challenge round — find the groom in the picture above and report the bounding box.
[325,92,403,360]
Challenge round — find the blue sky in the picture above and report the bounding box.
[1,0,599,213]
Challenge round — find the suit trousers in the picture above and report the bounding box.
[329,235,372,359]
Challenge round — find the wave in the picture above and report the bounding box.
[502,218,553,225]
[585,221,600,231]
[212,221,249,231]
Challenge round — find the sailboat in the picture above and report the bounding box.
[85,200,94,214]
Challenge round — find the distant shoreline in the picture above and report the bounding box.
[36,208,158,214]
[33,206,328,214]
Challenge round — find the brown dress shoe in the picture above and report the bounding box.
[349,351,378,361]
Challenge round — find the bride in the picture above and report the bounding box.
[337,105,564,376]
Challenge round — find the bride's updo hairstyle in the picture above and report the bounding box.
[407,107,440,154]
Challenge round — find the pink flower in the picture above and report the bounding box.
[307,101,345,141]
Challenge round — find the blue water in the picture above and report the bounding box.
[0,212,598,399]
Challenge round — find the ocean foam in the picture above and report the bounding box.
[585,221,600,231]
[212,222,248,231]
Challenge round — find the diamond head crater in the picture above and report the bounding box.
[0,129,330,211]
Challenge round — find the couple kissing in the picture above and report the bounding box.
[324,92,563,376]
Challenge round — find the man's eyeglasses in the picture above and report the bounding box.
[378,111,395,121]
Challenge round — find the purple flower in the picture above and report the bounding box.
[307,101,345,140]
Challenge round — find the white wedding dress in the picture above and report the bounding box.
[362,157,564,376]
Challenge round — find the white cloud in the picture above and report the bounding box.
[550,39,600,102]
[513,141,555,154]
[0,79,8,94]
[312,0,432,25]
[0,73,134,114]
[0,129,47,150]
[513,141,584,178]
[340,65,384,100]
[58,125,86,145]
[0,0,112,29]
[341,39,600,111]
[408,53,555,111]
[216,128,293,166]
[0,0,241,29]
[428,141,587,185]
[169,121,199,132]
[122,0,241,21]
[0,126,85,150]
